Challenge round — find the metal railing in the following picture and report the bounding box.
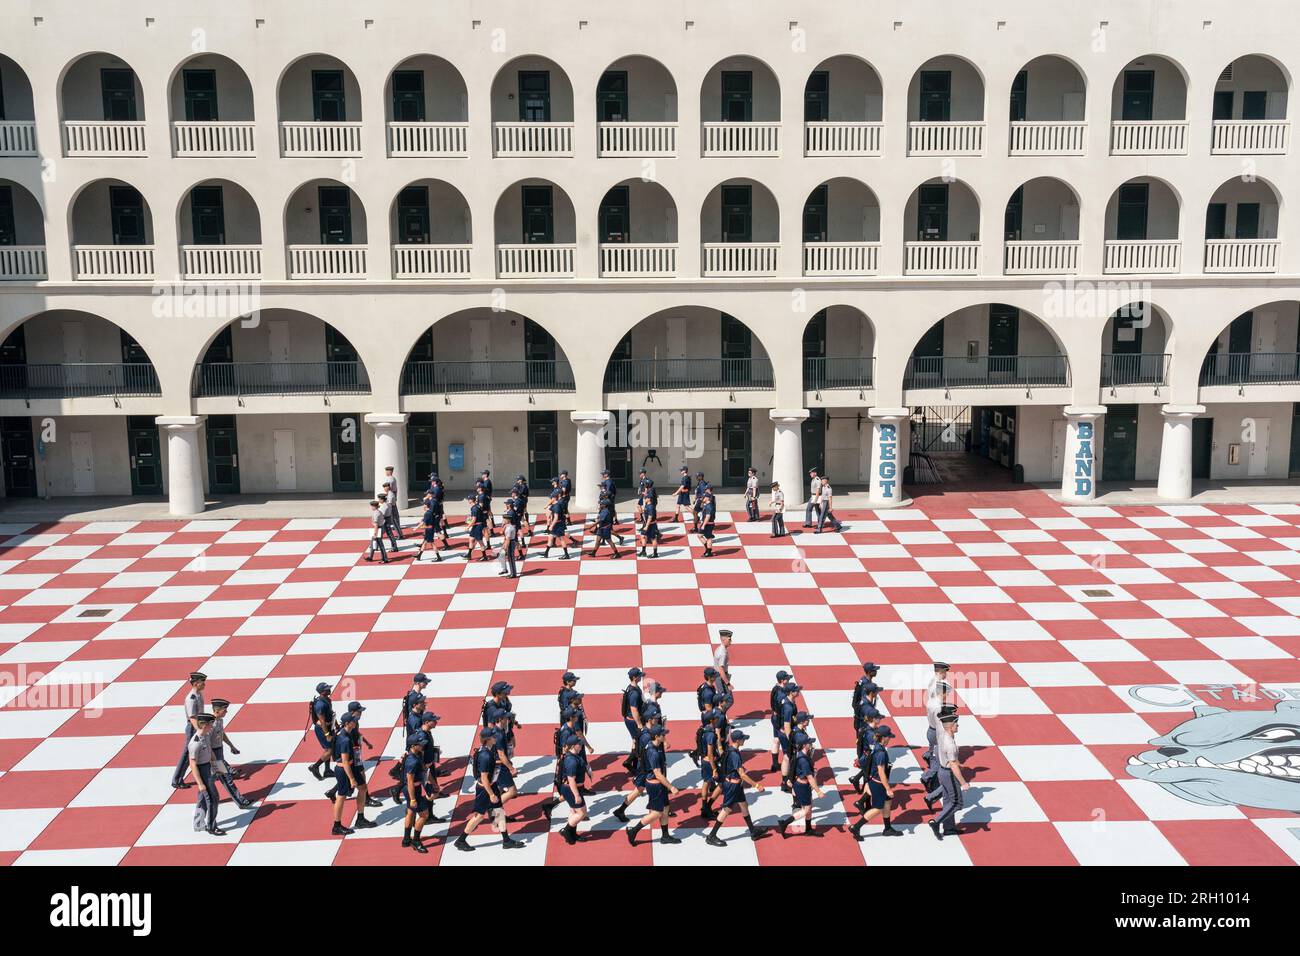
[192,362,371,397]
[1100,353,1170,387]
[803,121,882,156]
[904,355,1069,389]
[604,358,774,392]
[803,357,874,391]
[0,363,160,399]
[401,360,575,395]
[386,122,469,157]
[597,122,677,156]
[1199,352,1300,387]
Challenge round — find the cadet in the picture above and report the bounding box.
[208,698,253,809]
[488,709,521,809]
[769,481,786,537]
[400,673,430,731]
[598,469,627,545]
[171,671,208,789]
[498,501,520,577]
[589,494,621,558]
[620,667,646,746]
[805,469,822,528]
[851,662,881,733]
[557,734,589,846]
[454,728,526,851]
[543,490,576,559]
[776,682,803,789]
[816,476,844,533]
[707,729,767,847]
[479,469,495,529]
[429,475,451,546]
[920,681,954,805]
[416,709,447,822]
[696,490,717,557]
[383,465,402,532]
[558,470,572,515]
[365,500,390,563]
[614,705,661,823]
[712,629,734,703]
[627,724,681,846]
[852,705,882,794]
[637,486,661,558]
[401,732,433,854]
[465,493,493,561]
[382,480,402,548]
[673,466,693,525]
[744,466,760,521]
[779,735,826,838]
[768,670,794,771]
[327,702,381,809]
[307,681,338,781]
[929,709,967,840]
[511,475,532,546]
[330,712,376,834]
[696,708,723,819]
[696,667,722,726]
[187,713,225,836]
[850,725,902,839]
[416,493,443,561]
[557,671,581,716]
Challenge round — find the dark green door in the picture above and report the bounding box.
[801,408,826,477]
[330,413,363,492]
[312,70,346,121]
[325,326,360,389]
[803,184,828,242]
[318,187,351,244]
[599,185,630,243]
[183,69,218,121]
[917,184,948,241]
[391,70,425,121]
[803,310,827,358]
[721,72,752,121]
[127,416,163,495]
[0,185,15,246]
[1290,407,1300,476]
[722,409,751,484]
[110,186,146,245]
[519,72,550,121]
[524,319,557,389]
[721,185,752,242]
[1205,203,1227,240]
[1193,418,1213,480]
[1009,70,1027,121]
[919,71,951,121]
[1004,186,1024,241]
[1243,91,1268,120]
[1116,183,1148,241]
[915,321,944,356]
[1235,203,1260,239]
[1102,405,1138,483]
[101,68,137,121]
[0,417,36,498]
[1213,91,1234,121]
[1122,71,1154,121]
[1228,312,1253,354]
[805,71,829,121]
[528,411,558,489]
[1111,304,1145,353]
[396,186,430,244]
[988,306,1019,356]
[604,410,633,488]
[205,415,240,494]
[597,71,628,121]
[721,313,750,386]
[522,185,554,243]
[407,412,437,492]
[190,185,225,245]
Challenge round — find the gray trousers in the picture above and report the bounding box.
[920,726,938,788]
[936,768,962,830]
[171,722,196,786]
[497,538,517,577]
[805,501,820,526]
[193,762,220,832]
[211,747,246,803]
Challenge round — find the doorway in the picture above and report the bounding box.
[1102,405,1139,482]
[330,413,363,492]
[205,414,240,494]
[127,416,163,495]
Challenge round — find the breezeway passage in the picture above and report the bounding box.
[0,491,1297,866]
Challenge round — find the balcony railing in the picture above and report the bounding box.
[386,122,470,157]
[1109,120,1188,155]
[495,243,576,278]
[193,362,371,398]
[1008,121,1087,155]
[287,245,367,280]
[1103,239,1181,274]
[0,121,38,156]
[0,363,160,399]
[907,121,985,155]
[604,358,775,392]
[599,243,677,278]
[597,122,677,157]
[401,360,575,396]
[905,241,980,275]
[392,244,472,279]
[1203,238,1280,274]
[803,241,880,276]
[172,121,255,157]
[62,120,146,156]
[803,357,874,391]
[182,245,263,280]
[1211,119,1289,155]
[1100,353,1170,387]
[904,355,1070,389]
[0,246,47,280]
[1199,353,1300,387]
[74,245,155,280]
[803,121,883,156]
[279,121,362,157]
[493,122,574,157]
[701,242,779,276]
[1004,240,1080,275]
[701,121,781,156]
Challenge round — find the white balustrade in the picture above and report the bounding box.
[597,122,677,156]
[182,245,263,279]
[287,244,367,279]
[386,122,470,157]
[172,122,255,156]
[907,121,985,155]
[802,242,880,276]
[74,245,155,280]
[599,243,677,278]
[803,121,882,156]
[62,121,146,156]
[1103,240,1182,274]
[1109,120,1188,155]
[1008,121,1086,155]
[493,122,574,157]
[1210,120,1289,154]
[495,243,576,278]
[701,122,781,156]
[904,241,981,275]
[1203,239,1280,274]
[392,244,473,279]
[1003,241,1080,274]
[701,243,780,276]
[279,122,363,157]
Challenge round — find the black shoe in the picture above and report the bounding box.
[929,821,942,841]
[660,834,681,845]
[502,836,526,850]
[455,835,473,852]
[806,826,824,838]
[401,835,411,847]
[308,763,323,781]
[206,826,227,837]
[562,826,577,846]
[850,822,864,841]
[626,827,638,846]
[325,788,337,801]
[353,817,377,829]
[882,825,903,836]
[613,805,629,823]
[749,826,768,841]
[706,834,727,848]
[770,757,780,772]
[236,800,254,810]
[428,813,447,824]
[171,781,191,790]
[411,839,429,854]
[365,797,382,808]
[332,822,353,836]
[941,827,961,837]
[391,790,403,806]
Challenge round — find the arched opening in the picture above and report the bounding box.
[597,178,678,277]
[1200,302,1300,389]
[1008,55,1087,154]
[1100,302,1173,387]
[803,56,883,156]
[701,178,779,276]
[802,305,875,392]
[68,178,155,279]
[168,53,255,156]
[1204,176,1282,273]
[904,177,980,274]
[284,179,367,279]
[0,54,37,155]
[700,55,781,155]
[1103,176,1181,273]
[800,305,876,484]
[390,179,472,278]
[0,179,46,279]
[1110,55,1188,154]
[493,178,576,277]
[1211,55,1290,153]
[177,179,263,279]
[384,55,468,157]
[58,53,146,156]
[277,54,362,157]
[490,55,574,156]
[596,55,678,156]
[907,56,985,155]
[1003,176,1081,274]
[802,177,880,276]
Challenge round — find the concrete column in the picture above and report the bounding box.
[1060,405,1106,502]
[366,413,409,502]
[570,410,610,512]
[769,409,809,508]
[157,415,206,516]
[867,407,911,508]
[1157,404,1205,500]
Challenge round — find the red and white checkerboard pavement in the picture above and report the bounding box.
[1,490,1299,867]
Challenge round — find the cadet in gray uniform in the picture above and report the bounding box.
[382,480,402,548]
[920,680,953,807]
[929,708,967,840]
[188,713,225,835]
[208,698,253,809]
[384,465,402,536]
[171,671,207,789]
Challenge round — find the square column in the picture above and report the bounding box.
[365,413,409,502]
[867,407,911,508]
[156,416,206,516]
[1157,404,1206,501]
[1060,406,1106,502]
[570,411,611,513]
[769,409,809,508]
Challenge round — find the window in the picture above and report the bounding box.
[1121,70,1154,121]
[1004,186,1024,241]
[519,72,551,122]
[183,69,218,121]
[598,185,630,243]
[721,185,752,243]
[312,70,346,122]
[396,186,430,244]
[189,185,225,245]
[721,72,753,121]
[919,71,951,122]
[597,71,628,122]
[109,186,146,245]
[1116,183,1149,241]
[1235,203,1260,240]
[101,68,137,121]
[1243,91,1268,120]
[521,185,554,243]
[804,71,829,122]
[916,183,948,241]
[391,70,425,122]
[1213,90,1234,121]
[802,184,827,242]
[1205,203,1227,240]
[318,186,352,244]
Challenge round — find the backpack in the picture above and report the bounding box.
[769,685,782,714]
[620,686,633,719]
[693,724,708,761]
[851,679,864,715]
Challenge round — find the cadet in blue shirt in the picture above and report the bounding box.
[626,724,680,846]
[779,734,827,838]
[455,728,525,852]
[614,707,660,823]
[589,495,622,558]
[637,485,660,558]
[851,725,902,839]
[543,494,575,559]
[416,495,443,562]
[707,729,767,847]
[691,472,707,526]
[557,735,589,846]
[620,667,645,744]
[696,708,723,820]
[768,670,793,771]
[307,682,335,781]
[558,470,572,514]
[401,732,432,854]
[696,491,717,557]
[777,683,803,789]
[598,469,627,546]
[465,494,493,562]
[429,476,451,545]
[329,712,376,835]
[673,466,692,525]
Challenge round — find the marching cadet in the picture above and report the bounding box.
[851,662,881,733]
[769,481,786,537]
[706,729,767,847]
[696,667,722,724]
[696,490,717,557]
[744,466,760,522]
[400,673,430,730]
[805,468,822,528]
[498,501,520,577]
[488,709,521,809]
[188,713,225,836]
[768,670,794,771]
[465,493,493,562]
[382,480,402,548]
[332,701,381,808]
[637,486,661,558]
[557,734,589,845]
[620,666,645,746]
[712,629,733,704]
[929,708,967,840]
[543,489,576,559]
[613,704,660,823]
[627,724,680,846]
[383,464,402,536]
[696,708,723,819]
[511,475,532,547]
[416,709,447,822]
[851,705,882,793]
[171,671,207,789]
[779,735,826,838]
[365,500,390,563]
[479,469,495,531]
[589,493,622,558]
[673,466,693,525]
[598,469,627,545]
[557,671,581,717]
[454,728,526,852]
[543,705,583,818]
[330,711,376,834]
[307,682,336,781]
[429,475,451,546]
[208,698,253,809]
[815,475,844,533]
[850,725,902,839]
[920,680,954,806]
[401,732,432,854]
[634,469,650,526]
[928,660,951,697]
[776,682,803,789]
[378,491,400,551]
[558,469,572,516]
[416,493,443,561]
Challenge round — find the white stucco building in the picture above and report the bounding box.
[1,0,1299,513]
